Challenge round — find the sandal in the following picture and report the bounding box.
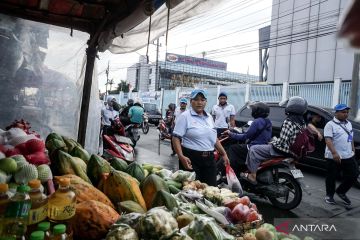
[240,173,257,185]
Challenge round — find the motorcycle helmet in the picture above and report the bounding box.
[285,96,308,115]
[127,99,134,106]
[168,103,176,111]
[113,102,120,111]
[250,102,270,118]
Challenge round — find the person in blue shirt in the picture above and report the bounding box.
[172,89,230,186]
[222,102,272,178]
[128,102,144,124]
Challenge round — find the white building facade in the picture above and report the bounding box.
[268,0,354,84]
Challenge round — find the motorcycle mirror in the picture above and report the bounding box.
[279,99,289,107]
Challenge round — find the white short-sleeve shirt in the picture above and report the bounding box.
[173,109,217,151]
[324,117,354,159]
[211,103,236,128]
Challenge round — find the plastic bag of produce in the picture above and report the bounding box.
[226,165,243,195]
[172,170,196,182]
[185,216,235,240]
[106,223,139,240]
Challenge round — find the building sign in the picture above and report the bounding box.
[166,53,227,71]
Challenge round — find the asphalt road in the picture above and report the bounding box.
[135,126,360,224]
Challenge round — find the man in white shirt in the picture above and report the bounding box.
[324,104,359,205]
[211,92,236,137]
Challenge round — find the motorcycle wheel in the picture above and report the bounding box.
[142,122,149,134]
[268,172,302,210]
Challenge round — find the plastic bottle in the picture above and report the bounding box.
[50,224,67,240]
[4,185,31,240]
[29,231,44,240]
[0,183,11,236]
[28,179,48,226]
[47,178,75,236]
[37,222,51,240]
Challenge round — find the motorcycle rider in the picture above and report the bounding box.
[101,96,119,148]
[128,102,144,125]
[119,99,134,126]
[221,102,272,176]
[245,96,308,184]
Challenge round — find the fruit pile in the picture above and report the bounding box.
[0,128,313,240]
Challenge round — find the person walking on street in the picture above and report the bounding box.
[211,92,236,137]
[172,89,230,186]
[170,98,188,156]
[324,104,359,205]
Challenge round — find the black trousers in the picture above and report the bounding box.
[325,157,359,196]
[217,144,248,178]
[181,147,217,186]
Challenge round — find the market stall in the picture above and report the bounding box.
[0,126,315,240]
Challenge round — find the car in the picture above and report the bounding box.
[235,102,360,187]
[143,103,162,126]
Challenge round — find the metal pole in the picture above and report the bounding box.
[350,53,360,120]
[155,38,160,90]
[77,43,98,147]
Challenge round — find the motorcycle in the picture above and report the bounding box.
[125,123,140,147]
[102,118,135,163]
[216,126,304,210]
[158,117,172,140]
[142,112,150,134]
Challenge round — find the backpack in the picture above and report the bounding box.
[289,123,316,159]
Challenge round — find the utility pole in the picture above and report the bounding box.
[155,38,160,90]
[105,61,110,95]
[350,53,360,120]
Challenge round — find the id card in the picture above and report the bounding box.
[348,134,353,142]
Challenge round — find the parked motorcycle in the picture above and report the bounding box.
[102,118,135,163]
[142,112,149,134]
[216,125,304,210]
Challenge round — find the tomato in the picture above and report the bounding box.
[249,203,258,212]
[238,196,251,206]
[223,198,241,210]
[231,203,250,223]
[246,210,259,222]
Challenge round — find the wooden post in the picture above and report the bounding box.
[77,43,98,147]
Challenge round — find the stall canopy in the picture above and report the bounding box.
[0,0,220,146]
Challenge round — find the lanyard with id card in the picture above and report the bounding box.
[332,120,353,142]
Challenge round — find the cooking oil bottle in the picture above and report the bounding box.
[37,222,51,240]
[0,183,11,236]
[4,185,31,240]
[47,178,75,236]
[50,224,68,240]
[29,231,44,240]
[28,179,48,227]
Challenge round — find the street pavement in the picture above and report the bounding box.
[135,126,360,223]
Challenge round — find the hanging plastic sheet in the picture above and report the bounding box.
[0,14,101,153]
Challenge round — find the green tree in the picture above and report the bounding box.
[117,80,130,93]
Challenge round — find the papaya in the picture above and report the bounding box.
[151,190,178,210]
[140,174,170,209]
[62,136,81,153]
[72,200,120,240]
[55,151,91,183]
[118,200,146,214]
[87,154,111,186]
[45,138,66,154]
[103,170,146,211]
[70,146,90,164]
[126,162,145,182]
[55,174,114,209]
[110,157,128,172]
[45,132,63,143]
